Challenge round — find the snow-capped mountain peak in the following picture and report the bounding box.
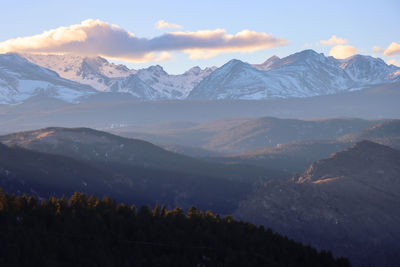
[21,53,137,92]
[0,53,95,104]
[135,65,216,99]
[184,66,202,75]
[252,55,281,70]
[338,54,400,83]
[142,65,167,76]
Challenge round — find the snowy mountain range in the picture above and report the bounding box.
[189,50,400,99]
[23,53,216,100]
[0,49,399,104]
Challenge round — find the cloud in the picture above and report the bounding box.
[383,42,400,57]
[172,29,288,59]
[320,36,347,45]
[155,51,172,62]
[387,59,400,67]
[329,45,357,59]
[155,20,183,29]
[0,19,287,62]
[372,45,383,53]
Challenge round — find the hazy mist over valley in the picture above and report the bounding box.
[0,1,399,266]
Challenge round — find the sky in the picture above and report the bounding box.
[0,0,399,74]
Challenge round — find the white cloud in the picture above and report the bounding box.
[372,45,383,53]
[172,29,288,59]
[0,19,287,62]
[155,51,172,62]
[155,20,183,29]
[320,36,347,45]
[329,45,357,59]
[383,42,400,57]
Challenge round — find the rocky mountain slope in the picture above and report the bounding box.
[235,141,400,266]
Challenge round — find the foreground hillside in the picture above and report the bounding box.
[0,191,349,267]
[235,141,400,266]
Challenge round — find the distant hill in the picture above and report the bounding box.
[0,127,282,180]
[114,117,378,154]
[339,119,400,148]
[203,117,376,153]
[217,140,352,173]
[210,119,400,173]
[235,141,400,266]
[0,127,287,214]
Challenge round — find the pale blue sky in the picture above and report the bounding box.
[1,0,399,73]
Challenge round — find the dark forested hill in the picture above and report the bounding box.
[0,191,349,267]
